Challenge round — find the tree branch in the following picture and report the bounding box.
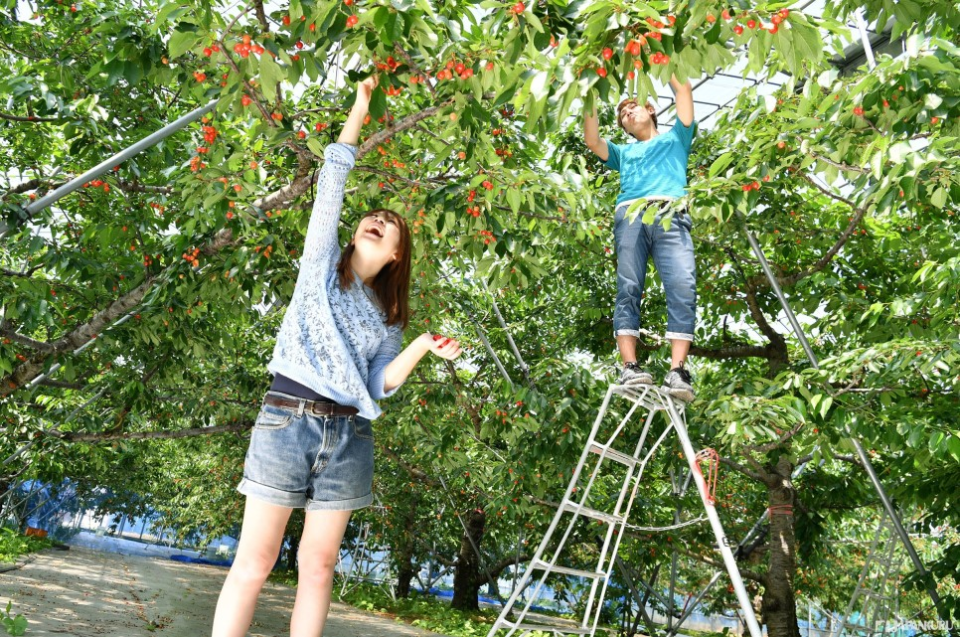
[1,277,155,397]
[378,445,440,487]
[719,456,766,483]
[0,321,56,353]
[0,112,60,122]
[677,547,767,584]
[53,422,250,442]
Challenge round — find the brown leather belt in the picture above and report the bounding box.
[263,393,359,417]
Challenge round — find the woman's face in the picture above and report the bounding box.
[352,210,402,264]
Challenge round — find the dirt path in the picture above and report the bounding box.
[0,547,451,636]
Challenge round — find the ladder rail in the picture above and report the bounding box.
[587,390,679,631]
[488,386,621,636]
[665,398,764,637]
[577,388,663,630]
[488,386,765,637]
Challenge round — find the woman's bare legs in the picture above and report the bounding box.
[211,498,292,637]
[290,509,352,637]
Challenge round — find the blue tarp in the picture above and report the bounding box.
[169,554,233,567]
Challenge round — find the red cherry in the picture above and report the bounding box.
[746,19,757,29]
[722,9,732,20]
[296,40,304,49]
[433,334,443,341]
[931,116,940,125]
[706,14,716,23]
[602,47,613,60]
[346,14,358,27]
[282,15,291,26]
[241,95,252,106]
[511,1,525,14]
[596,67,607,77]
[733,25,744,35]
[297,130,306,139]
[853,106,864,116]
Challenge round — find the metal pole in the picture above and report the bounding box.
[854,10,877,69]
[1,98,219,237]
[736,216,953,630]
[666,399,764,637]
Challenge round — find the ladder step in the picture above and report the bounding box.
[531,559,605,579]
[588,442,637,467]
[503,621,594,635]
[562,501,624,525]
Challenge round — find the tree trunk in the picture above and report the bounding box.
[761,456,801,637]
[450,508,486,611]
[394,493,420,598]
[0,480,8,521]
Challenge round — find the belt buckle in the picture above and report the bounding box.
[311,401,332,416]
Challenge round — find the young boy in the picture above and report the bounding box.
[583,78,697,402]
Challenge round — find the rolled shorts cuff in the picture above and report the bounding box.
[665,331,695,342]
[614,328,642,338]
[237,478,305,508]
[306,493,373,512]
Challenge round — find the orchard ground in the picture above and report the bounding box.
[0,546,451,637]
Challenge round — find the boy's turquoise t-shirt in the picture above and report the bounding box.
[602,120,697,206]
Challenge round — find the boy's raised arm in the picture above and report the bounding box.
[584,108,610,161]
[669,77,695,127]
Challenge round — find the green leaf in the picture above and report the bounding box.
[168,30,202,59]
[709,152,734,177]
[306,137,324,158]
[259,54,284,103]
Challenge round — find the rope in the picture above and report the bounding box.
[694,448,720,505]
[767,504,794,516]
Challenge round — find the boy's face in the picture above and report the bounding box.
[620,102,656,138]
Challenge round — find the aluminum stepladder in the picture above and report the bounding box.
[833,515,906,637]
[487,383,764,637]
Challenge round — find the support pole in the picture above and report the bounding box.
[665,398,764,637]
[1,98,220,237]
[735,214,953,631]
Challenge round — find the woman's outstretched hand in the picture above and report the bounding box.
[356,75,379,105]
[338,74,379,146]
[424,333,463,360]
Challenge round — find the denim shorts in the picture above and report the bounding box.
[237,392,374,511]
[612,201,697,341]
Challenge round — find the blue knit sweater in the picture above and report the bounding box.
[267,143,403,420]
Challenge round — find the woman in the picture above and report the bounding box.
[211,76,462,637]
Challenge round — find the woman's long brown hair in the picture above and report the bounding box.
[336,208,412,328]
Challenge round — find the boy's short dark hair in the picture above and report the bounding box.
[616,99,658,132]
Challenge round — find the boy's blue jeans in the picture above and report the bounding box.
[612,201,697,342]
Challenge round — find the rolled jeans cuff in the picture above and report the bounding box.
[665,331,694,342]
[614,328,643,338]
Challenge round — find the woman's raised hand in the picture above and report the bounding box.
[356,75,379,105]
[338,75,379,145]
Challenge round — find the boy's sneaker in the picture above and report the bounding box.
[661,364,695,403]
[619,362,654,387]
